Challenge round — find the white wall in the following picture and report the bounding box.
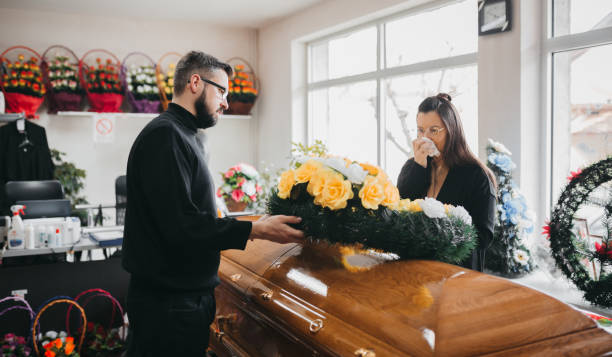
[0,8,258,206]
[258,0,547,228]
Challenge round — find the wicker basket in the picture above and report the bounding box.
[121,52,161,113]
[156,52,182,111]
[0,295,35,340]
[79,49,123,113]
[32,297,86,357]
[225,57,259,115]
[67,288,126,356]
[0,46,45,118]
[41,45,84,113]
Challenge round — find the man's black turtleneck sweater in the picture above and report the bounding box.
[122,103,252,294]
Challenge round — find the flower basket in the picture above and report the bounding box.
[155,52,181,111]
[225,57,259,115]
[41,45,85,113]
[79,49,123,113]
[0,296,35,356]
[67,289,126,357]
[32,297,86,357]
[0,45,45,118]
[217,163,262,212]
[121,52,161,113]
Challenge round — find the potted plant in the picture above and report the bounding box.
[122,52,160,113]
[79,49,123,113]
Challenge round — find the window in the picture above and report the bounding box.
[307,0,478,183]
[549,1,612,245]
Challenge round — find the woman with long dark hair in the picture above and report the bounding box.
[397,93,496,271]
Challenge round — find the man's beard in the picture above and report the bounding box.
[194,90,218,129]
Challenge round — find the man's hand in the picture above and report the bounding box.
[249,215,304,244]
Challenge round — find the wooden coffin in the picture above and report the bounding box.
[210,238,612,356]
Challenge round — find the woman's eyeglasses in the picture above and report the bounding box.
[190,75,228,100]
[417,126,445,137]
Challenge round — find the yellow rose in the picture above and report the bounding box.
[359,175,385,210]
[307,167,330,198]
[168,78,174,86]
[398,198,412,211]
[444,204,451,214]
[359,162,380,176]
[379,175,400,209]
[407,199,424,213]
[277,170,296,199]
[316,170,354,210]
[295,160,322,183]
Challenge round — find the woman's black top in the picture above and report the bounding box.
[397,158,496,271]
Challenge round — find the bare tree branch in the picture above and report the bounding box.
[386,130,411,157]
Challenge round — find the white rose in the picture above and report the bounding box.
[420,197,446,219]
[239,163,258,179]
[324,157,348,176]
[448,205,472,225]
[242,181,256,196]
[45,330,58,339]
[345,163,368,184]
[513,249,529,265]
[488,138,512,155]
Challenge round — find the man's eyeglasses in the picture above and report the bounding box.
[417,126,445,137]
[190,75,228,100]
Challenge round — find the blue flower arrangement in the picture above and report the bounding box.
[485,139,535,276]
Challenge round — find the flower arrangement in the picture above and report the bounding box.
[0,48,46,118]
[0,333,31,357]
[2,54,45,98]
[268,156,477,264]
[228,64,258,104]
[544,157,611,307]
[157,62,175,101]
[485,139,535,276]
[47,56,80,94]
[217,163,262,212]
[41,336,78,357]
[84,58,121,95]
[126,65,158,101]
[76,322,123,357]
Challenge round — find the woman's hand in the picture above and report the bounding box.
[412,137,439,168]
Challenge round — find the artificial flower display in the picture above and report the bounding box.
[485,138,535,276]
[1,52,45,117]
[125,63,160,113]
[269,156,477,264]
[217,163,262,212]
[0,333,31,357]
[44,53,84,113]
[226,63,258,115]
[79,51,123,112]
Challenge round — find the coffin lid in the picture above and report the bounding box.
[221,240,612,356]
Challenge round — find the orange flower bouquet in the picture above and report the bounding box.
[225,58,259,115]
[41,337,79,357]
[78,49,123,112]
[0,46,46,118]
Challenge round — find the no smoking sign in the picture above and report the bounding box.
[92,114,116,143]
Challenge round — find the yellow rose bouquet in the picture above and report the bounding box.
[268,156,477,264]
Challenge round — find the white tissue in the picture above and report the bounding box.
[420,137,440,157]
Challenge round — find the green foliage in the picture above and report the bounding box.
[268,184,477,264]
[51,149,87,206]
[548,156,612,307]
[290,140,328,168]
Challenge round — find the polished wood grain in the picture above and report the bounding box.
[214,234,612,356]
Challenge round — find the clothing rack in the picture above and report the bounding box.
[0,112,25,122]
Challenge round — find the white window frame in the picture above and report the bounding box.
[544,0,612,209]
[305,0,477,168]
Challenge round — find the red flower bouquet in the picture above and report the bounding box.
[0,46,45,118]
[79,49,123,112]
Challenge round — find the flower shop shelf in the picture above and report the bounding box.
[55,111,251,120]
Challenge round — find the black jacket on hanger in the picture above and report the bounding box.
[0,120,55,214]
